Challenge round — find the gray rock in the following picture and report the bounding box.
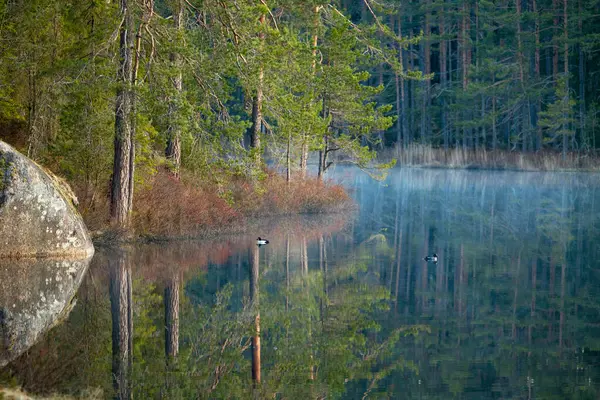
[0,140,94,258]
[0,255,91,367]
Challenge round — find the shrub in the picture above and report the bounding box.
[79,167,351,238]
[132,169,240,236]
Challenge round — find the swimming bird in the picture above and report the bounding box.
[424,253,438,263]
[257,237,269,246]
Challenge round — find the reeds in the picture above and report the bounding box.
[384,144,600,171]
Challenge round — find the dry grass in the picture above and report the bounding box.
[384,144,600,171]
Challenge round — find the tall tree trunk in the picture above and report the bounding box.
[440,7,448,150]
[299,137,308,179]
[516,0,526,151]
[475,0,483,149]
[249,13,266,166]
[492,87,497,149]
[516,0,525,86]
[317,133,329,180]
[408,18,415,145]
[166,0,183,177]
[111,0,135,227]
[249,245,261,383]
[311,6,321,73]
[420,0,431,144]
[461,0,468,150]
[578,0,585,148]
[110,250,133,400]
[533,0,542,150]
[563,0,569,158]
[129,0,153,213]
[300,5,322,180]
[553,0,560,83]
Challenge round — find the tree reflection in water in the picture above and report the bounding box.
[4,169,600,399]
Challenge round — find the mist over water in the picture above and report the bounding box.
[3,167,600,399]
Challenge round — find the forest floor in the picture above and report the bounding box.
[84,168,352,244]
[381,145,600,172]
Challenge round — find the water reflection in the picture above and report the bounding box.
[3,168,600,399]
[109,249,133,400]
[0,256,91,367]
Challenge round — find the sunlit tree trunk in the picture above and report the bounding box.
[301,5,323,180]
[166,0,183,177]
[299,138,308,179]
[249,12,266,166]
[110,250,133,400]
[111,0,135,227]
[129,0,153,214]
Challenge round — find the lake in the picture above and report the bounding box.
[2,167,600,399]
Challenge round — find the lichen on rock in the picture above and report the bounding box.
[0,140,94,258]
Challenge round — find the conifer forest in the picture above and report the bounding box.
[2,0,599,186]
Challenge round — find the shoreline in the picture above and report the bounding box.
[90,206,356,248]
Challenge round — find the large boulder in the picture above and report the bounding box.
[0,140,94,258]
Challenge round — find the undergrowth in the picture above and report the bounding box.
[81,168,351,238]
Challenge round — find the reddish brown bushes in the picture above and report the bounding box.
[133,169,240,236]
[226,170,350,217]
[86,168,351,238]
[259,172,349,215]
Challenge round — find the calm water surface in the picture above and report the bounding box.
[3,167,600,399]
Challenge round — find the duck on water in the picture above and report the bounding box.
[257,237,269,246]
[424,253,438,263]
